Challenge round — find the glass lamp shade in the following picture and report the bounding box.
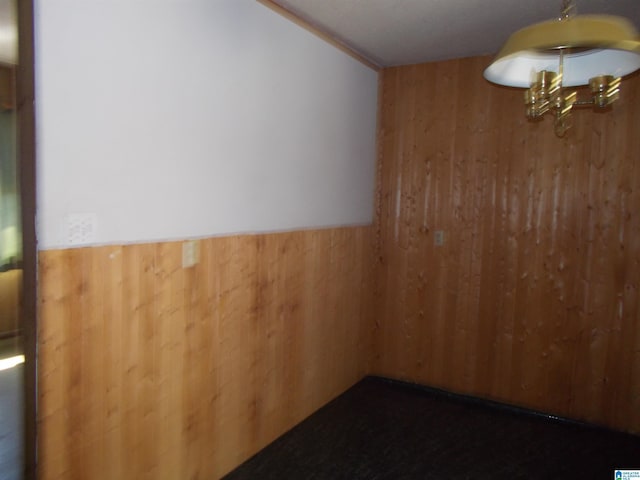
[484,15,640,87]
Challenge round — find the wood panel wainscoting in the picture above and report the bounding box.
[373,56,640,434]
[0,270,21,337]
[38,227,374,480]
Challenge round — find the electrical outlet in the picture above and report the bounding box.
[182,240,200,268]
[434,230,445,247]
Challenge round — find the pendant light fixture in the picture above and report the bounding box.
[483,0,640,137]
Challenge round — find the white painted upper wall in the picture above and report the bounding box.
[35,0,378,249]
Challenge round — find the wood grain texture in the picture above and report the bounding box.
[38,227,374,480]
[0,270,20,335]
[0,65,15,110]
[373,56,640,433]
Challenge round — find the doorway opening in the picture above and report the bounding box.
[0,0,36,478]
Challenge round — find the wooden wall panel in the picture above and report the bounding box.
[373,56,640,433]
[0,269,20,335]
[38,226,374,480]
[0,65,15,110]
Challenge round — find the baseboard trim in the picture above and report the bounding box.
[367,375,639,438]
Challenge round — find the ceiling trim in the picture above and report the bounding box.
[258,0,380,71]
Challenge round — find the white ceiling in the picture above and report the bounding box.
[271,0,640,67]
[2,0,638,68]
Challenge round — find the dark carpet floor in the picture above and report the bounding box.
[224,376,640,479]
